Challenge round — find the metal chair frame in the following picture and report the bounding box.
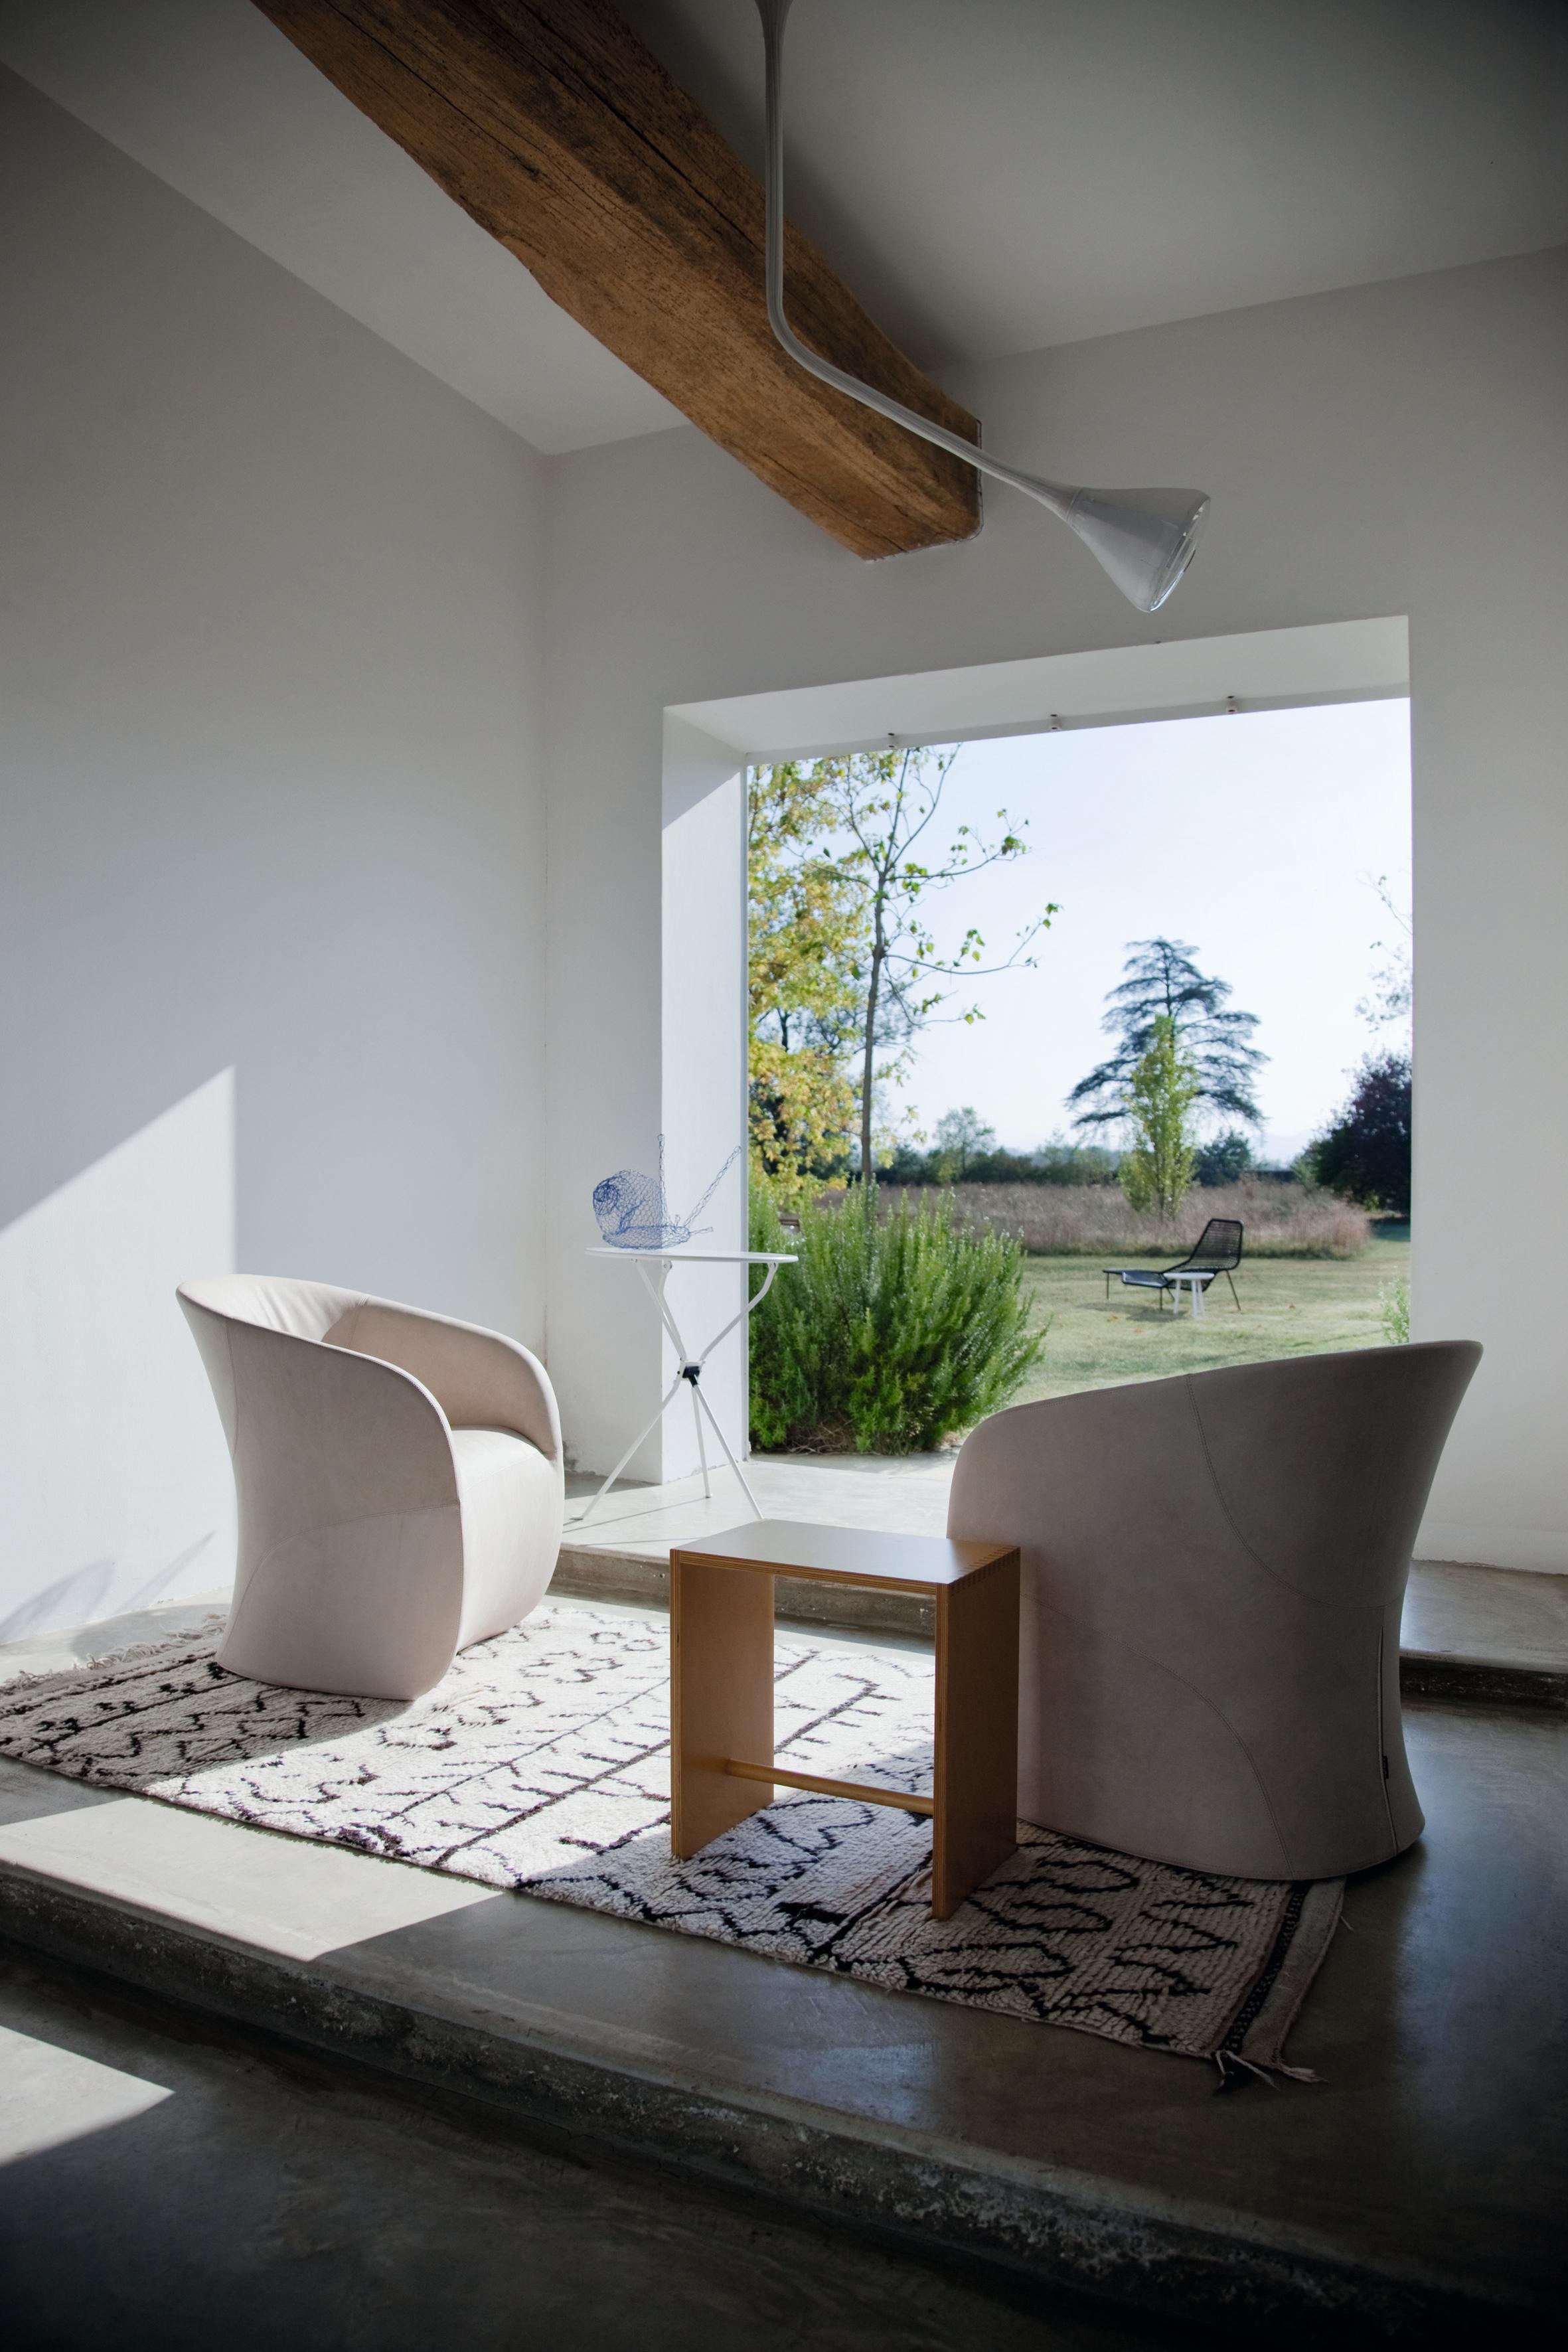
[1104,1219,1244,1312]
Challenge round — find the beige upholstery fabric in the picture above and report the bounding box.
[179,1275,564,1701]
[947,1342,1480,1881]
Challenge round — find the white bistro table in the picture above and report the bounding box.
[576,1248,797,1524]
[1166,1269,1215,1318]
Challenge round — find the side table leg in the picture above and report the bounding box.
[574,1367,686,1524]
[693,1378,763,1520]
[691,1379,712,1499]
[670,1555,775,1858]
[932,1553,1020,1919]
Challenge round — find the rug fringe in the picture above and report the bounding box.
[1214,2048,1322,2090]
[0,1618,225,1701]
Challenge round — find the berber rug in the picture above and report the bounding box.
[0,1599,1340,2076]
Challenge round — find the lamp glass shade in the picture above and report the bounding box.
[1061,487,1210,612]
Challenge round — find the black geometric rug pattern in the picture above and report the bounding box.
[0,1601,1340,2069]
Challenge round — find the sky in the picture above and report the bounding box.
[885,698,1411,1165]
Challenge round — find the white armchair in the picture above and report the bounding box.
[179,1275,564,1701]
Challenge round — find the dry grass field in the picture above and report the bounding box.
[1011,1231,1411,1405]
[875,1178,1370,1257]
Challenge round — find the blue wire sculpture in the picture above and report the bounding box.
[592,1136,743,1251]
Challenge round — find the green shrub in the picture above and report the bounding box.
[749,1186,1044,1454]
[1379,1277,1411,1344]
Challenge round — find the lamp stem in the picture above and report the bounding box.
[756,0,1074,524]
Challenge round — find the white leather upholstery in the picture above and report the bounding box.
[179,1275,564,1701]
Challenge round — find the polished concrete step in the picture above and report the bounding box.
[0,1684,1562,2343]
[1,1946,1148,2352]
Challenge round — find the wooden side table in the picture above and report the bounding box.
[670,1519,1020,1920]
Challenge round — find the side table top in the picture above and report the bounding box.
[672,1518,1016,1593]
[586,1248,798,1266]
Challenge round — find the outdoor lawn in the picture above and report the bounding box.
[1012,1228,1411,1406]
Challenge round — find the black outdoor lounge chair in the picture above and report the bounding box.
[1105,1217,1244,1311]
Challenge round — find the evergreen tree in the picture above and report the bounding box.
[1069,937,1265,1132]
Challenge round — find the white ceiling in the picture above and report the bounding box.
[623,0,1568,368]
[3,0,1565,455]
[0,0,682,453]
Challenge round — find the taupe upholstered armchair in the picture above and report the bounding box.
[179,1276,564,1702]
[948,1342,1480,1881]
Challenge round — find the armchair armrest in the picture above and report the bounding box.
[324,1299,561,1463]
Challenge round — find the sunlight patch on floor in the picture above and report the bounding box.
[0,2020,172,2162]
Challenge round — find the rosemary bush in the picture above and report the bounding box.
[749,1186,1044,1454]
[1378,1276,1411,1344]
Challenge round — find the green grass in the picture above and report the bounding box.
[1012,1232,1411,1405]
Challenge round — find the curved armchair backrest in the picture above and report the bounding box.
[179,1276,561,1461]
[179,1275,562,1699]
[948,1341,1480,1879]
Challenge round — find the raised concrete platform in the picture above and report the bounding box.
[0,1601,1563,2341]
[560,1456,1568,1701]
[0,1946,1160,2352]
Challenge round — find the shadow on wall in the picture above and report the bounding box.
[0,1071,237,1641]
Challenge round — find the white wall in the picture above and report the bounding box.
[544,244,1568,1571]
[0,73,549,1634]
[660,720,747,1480]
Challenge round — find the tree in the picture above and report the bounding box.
[1069,938,1265,1133]
[931,1106,996,1182]
[1193,1127,1254,1186]
[824,745,1054,1178]
[747,761,866,1202]
[1119,1014,1200,1218]
[1307,1052,1411,1217]
[1356,873,1412,1040]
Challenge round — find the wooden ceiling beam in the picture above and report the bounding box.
[251,0,981,556]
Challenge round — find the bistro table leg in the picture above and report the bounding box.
[690,1379,711,1499]
[670,1555,775,1858]
[575,1366,688,1524]
[932,1549,1020,1919]
[692,1377,763,1519]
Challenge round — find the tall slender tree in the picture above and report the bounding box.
[1356,872,1412,1041]
[1069,937,1265,1133]
[1118,1015,1200,1217]
[826,745,1052,1178]
[747,747,1054,1187]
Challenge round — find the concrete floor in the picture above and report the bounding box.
[0,1949,1173,2352]
[1,1498,1564,2337]
[1,1620,1563,2335]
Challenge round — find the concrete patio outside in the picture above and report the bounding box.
[556,1451,1568,1701]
